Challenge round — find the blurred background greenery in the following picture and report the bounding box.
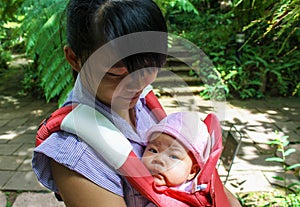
[0,0,299,105]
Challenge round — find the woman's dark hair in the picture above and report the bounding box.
[66,0,167,74]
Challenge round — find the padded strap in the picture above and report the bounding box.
[61,104,133,170]
[197,113,223,184]
[60,104,190,207]
[36,105,76,147]
[145,90,167,121]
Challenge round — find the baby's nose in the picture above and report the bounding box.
[152,154,166,167]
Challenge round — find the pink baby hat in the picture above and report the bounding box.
[146,112,212,168]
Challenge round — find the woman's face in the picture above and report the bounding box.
[96,67,158,110]
[142,133,196,187]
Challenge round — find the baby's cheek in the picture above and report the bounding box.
[141,157,147,166]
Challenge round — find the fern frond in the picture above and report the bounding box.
[58,83,73,106]
[38,45,64,72]
[30,11,65,56]
[47,64,72,101]
[40,52,66,88]
[22,0,69,102]
[43,59,70,102]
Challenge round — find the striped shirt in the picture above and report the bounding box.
[32,83,158,206]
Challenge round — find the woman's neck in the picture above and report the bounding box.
[116,108,136,129]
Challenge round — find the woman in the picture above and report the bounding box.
[32,0,241,206]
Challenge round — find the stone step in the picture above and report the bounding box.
[153,86,205,96]
[162,48,201,87]
[167,56,198,64]
[152,75,202,86]
[162,66,193,72]
[168,46,198,57]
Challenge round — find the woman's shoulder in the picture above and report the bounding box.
[32,131,125,196]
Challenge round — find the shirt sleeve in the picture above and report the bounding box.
[32,131,125,196]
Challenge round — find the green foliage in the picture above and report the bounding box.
[20,0,72,105]
[217,42,300,99]
[0,0,24,70]
[242,0,300,54]
[0,0,25,22]
[238,131,300,207]
[155,0,199,18]
[0,45,11,70]
[167,0,300,99]
[238,190,300,207]
[1,0,298,101]
[265,131,300,195]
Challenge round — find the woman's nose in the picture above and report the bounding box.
[129,72,148,90]
[128,69,157,90]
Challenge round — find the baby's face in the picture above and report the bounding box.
[141,133,194,187]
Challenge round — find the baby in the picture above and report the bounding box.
[142,111,212,192]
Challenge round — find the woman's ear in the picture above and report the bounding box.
[64,46,81,72]
[187,163,200,181]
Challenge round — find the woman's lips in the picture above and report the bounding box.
[131,92,141,100]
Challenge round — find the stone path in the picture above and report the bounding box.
[0,68,299,206]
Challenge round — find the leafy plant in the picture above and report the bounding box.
[167,0,300,99]
[238,132,300,207]
[2,0,298,102]
[238,190,300,207]
[0,45,11,70]
[265,131,300,196]
[0,0,23,70]
[155,0,199,18]
[242,0,300,54]
[20,0,71,105]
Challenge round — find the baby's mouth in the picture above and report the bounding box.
[152,173,163,179]
[150,170,165,182]
[152,173,165,186]
[149,169,162,175]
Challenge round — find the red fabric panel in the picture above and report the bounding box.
[145,90,167,121]
[35,105,77,146]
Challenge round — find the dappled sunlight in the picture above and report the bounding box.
[265,109,278,115]
[30,109,44,116]
[0,95,20,106]
[0,125,38,143]
[13,144,34,157]
[0,133,18,141]
[217,97,300,195]
[225,98,299,143]
[160,94,300,196]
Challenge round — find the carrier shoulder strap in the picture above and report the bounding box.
[36,90,166,147]
[59,106,228,207]
[35,92,228,207]
[145,90,166,120]
[36,104,77,147]
[35,90,188,207]
[59,104,187,206]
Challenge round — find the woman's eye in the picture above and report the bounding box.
[106,71,128,79]
[106,73,122,77]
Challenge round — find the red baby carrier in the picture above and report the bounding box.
[36,90,230,207]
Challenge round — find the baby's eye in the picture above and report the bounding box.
[169,155,179,160]
[149,148,157,153]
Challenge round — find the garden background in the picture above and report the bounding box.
[1,0,299,104]
[0,0,299,206]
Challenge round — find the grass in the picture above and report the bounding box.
[5,191,20,207]
[237,189,300,207]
